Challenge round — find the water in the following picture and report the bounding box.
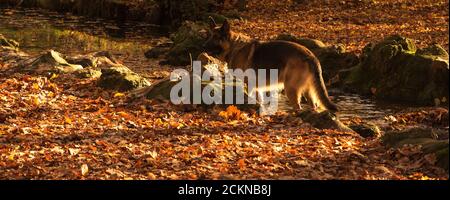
[0,8,164,53]
[0,7,412,125]
[268,90,402,123]
[0,7,173,77]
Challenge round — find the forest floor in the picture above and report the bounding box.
[0,73,447,180]
[234,0,449,53]
[0,0,449,180]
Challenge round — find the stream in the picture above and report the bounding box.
[0,7,413,125]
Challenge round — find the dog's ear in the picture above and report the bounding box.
[220,20,231,38]
[209,16,217,29]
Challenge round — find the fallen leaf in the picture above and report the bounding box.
[81,164,89,176]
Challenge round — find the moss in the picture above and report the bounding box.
[343,35,449,105]
[380,34,417,53]
[297,110,354,132]
[98,66,151,91]
[166,21,209,66]
[416,44,449,60]
[76,68,102,79]
[349,122,381,138]
[143,74,259,110]
[144,78,180,101]
[343,64,374,94]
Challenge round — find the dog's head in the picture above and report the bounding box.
[203,18,233,57]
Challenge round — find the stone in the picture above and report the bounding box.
[22,50,83,74]
[344,35,449,105]
[349,122,381,138]
[276,34,360,82]
[165,21,209,66]
[130,53,259,110]
[297,110,354,132]
[75,68,102,79]
[98,66,151,91]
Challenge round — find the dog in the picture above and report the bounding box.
[203,19,339,112]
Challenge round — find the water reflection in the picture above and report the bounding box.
[0,8,161,55]
[269,91,404,123]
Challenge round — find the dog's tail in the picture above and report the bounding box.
[307,58,339,112]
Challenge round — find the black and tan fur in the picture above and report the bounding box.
[204,20,339,112]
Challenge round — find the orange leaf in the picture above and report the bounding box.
[117,111,131,119]
[64,116,73,124]
[237,158,246,170]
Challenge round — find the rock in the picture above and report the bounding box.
[382,127,449,170]
[22,50,83,74]
[0,34,19,50]
[344,35,449,105]
[0,35,126,78]
[297,110,354,132]
[276,34,360,82]
[75,68,102,79]
[130,53,259,110]
[65,55,97,68]
[349,122,381,138]
[66,51,119,68]
[145,46,170,59]
[98,66,151,92]
[197,52,228,73]
[416,43,449,61]
[382,128,441,147]
[165,21,209,66]
[133,75,259,111]
[141,77,180,101]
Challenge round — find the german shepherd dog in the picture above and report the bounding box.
[204,19,339,112]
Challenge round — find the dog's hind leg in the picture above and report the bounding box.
[284,84,302,110]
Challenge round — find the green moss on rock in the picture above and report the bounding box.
[76,68,102,79]
[416,44,449,60]
[349,122,381,138]
[297,110,354,132]
[98,66,151,91]
[165,21,209,66]
[344,35,449,105]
